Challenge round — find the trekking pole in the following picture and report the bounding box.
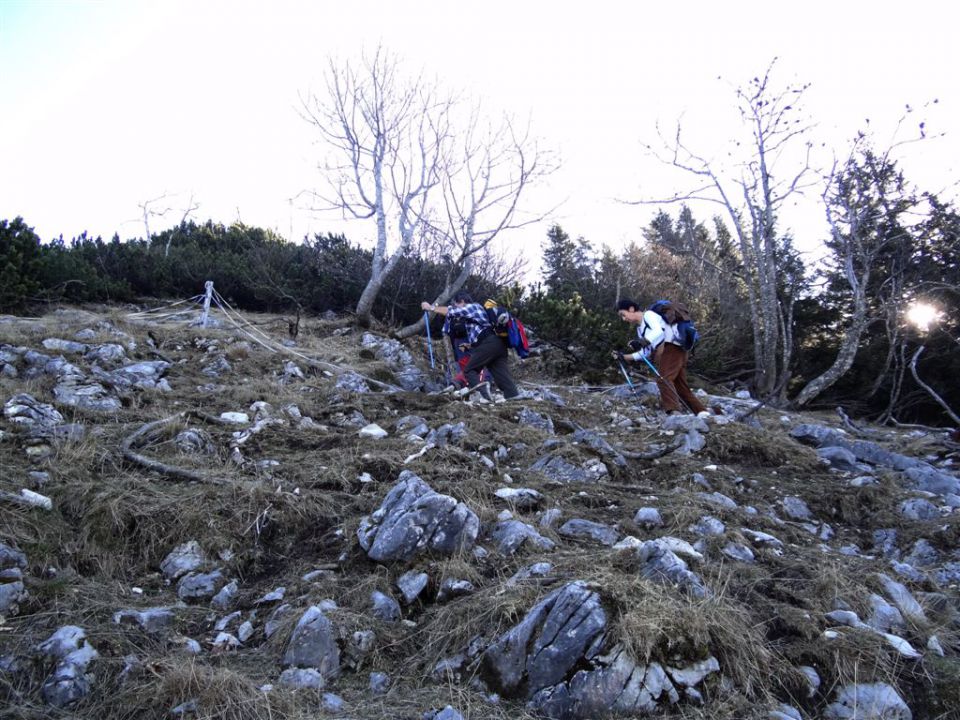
[424,311,435,369]
[617,357,650,420]
[638,354,694,414]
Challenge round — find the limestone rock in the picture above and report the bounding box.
[282,606,341,679]
[358,471,479,562]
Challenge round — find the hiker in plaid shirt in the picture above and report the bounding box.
[421,291,520,401]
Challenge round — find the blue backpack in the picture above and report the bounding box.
[483,299,530,358]
[650,300,699,352]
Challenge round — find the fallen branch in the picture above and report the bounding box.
[909,346,960,426]
[120,412,227,484]
[836,406,878,438]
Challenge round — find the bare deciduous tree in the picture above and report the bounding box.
[138,192,200,257]
[630,59,815,398]
[793,112,935,408]
[299,47,452,326]
[395,112,555,337]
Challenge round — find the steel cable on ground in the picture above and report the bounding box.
[207,293,402,392]
[125,295,205,320]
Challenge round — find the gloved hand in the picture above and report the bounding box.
[611,350,626,362]
[629,337,650,351]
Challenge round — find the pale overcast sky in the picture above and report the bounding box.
[2,0,957,272]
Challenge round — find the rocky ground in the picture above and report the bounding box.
[1,305,958,720]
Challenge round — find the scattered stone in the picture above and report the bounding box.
[876,573,927,623]
[558,519,619,546]
[177,569,227,602]
[35,626,98,707]
[397,571,430,605]
[219,412,249,425]
[899,498,939,521]
[322,693,346,712]
[689,516,725,537]
[696,491,738,510]
[824,682,912,720]
[212,632,240,650]
[722,542,755,564]
[518,407,554,433]
[666,656,720,687]
[278,667,325,690]
[633,507,663,529]
[370,671,391,693]
[160,541,207,581]
[359,423,389,439]
[112,608,174,634]
[781,496,813,521]
[372,591,402,622]
[506,562,554,587]
[494,487,544,511]
[530,454,608,484]
[264,604,292,638]
[490,519,556,555]
[211,579,239,610]
[817,446,861,472]
[282,606,340,679]
[3,393,65,428]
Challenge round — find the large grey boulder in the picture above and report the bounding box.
[358,472,479,563]
[904,466,960,496]
[482,581,607,698]
[791,424,960,496]
[482,581,706,719]
[824,683,912,719]
[282,606,341,679]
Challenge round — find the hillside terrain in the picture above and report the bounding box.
[1,305,958,720]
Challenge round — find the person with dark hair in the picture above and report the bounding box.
[614,298,705,415]
[421,293,520,401]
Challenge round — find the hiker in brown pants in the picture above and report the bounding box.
[614,299,706,415]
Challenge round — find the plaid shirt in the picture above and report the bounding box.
[443,303,492,346]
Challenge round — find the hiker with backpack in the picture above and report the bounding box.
[613,298,706,415]
[421,291,521,401]
[445,317,489,390]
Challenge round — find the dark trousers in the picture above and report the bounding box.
[464,333,519,399]
[655,344,706,414]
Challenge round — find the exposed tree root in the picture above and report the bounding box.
[120,411,231,484]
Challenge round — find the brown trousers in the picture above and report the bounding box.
[653,344,706,414]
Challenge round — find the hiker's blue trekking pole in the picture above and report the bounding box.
[639,353,693,414]
[424,312,436,369]
[617,358,639,395]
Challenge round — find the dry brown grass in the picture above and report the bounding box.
[3,306,960,720]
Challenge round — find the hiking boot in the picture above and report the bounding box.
[470,381,493,402]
